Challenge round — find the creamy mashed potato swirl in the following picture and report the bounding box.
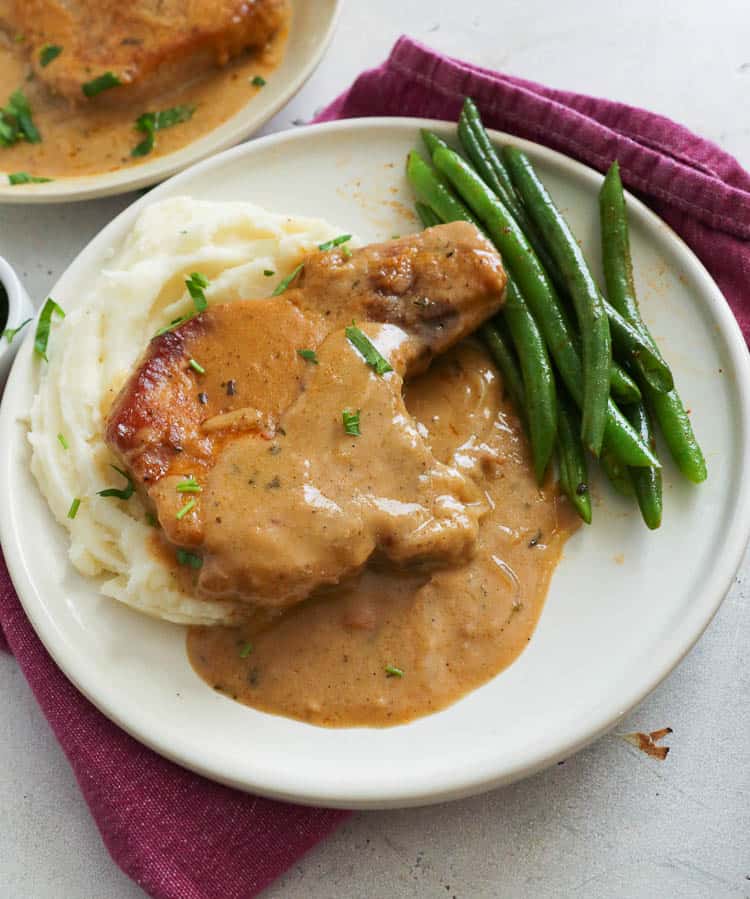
[28,197,348,625]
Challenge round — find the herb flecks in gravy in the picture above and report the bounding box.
[0,2,290,178]
[187,342,579,728]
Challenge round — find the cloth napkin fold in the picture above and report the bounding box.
[2,34,749,899]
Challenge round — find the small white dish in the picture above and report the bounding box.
[1,118,749,809]
[0,257,34,389]
[0,0,341,204]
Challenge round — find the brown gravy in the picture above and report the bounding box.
[0,5,289,179]
[187,341,579,727]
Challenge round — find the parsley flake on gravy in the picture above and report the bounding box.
[345,324,393,375]
[39,45,63,67]
[82,71,121,98]
[177,549,203,569]
[176,498,197,520]
[8,172,52,185]
[0,90,41,146]
[342,409,361,437]
[131,105,195,157]
[297,348,318,364]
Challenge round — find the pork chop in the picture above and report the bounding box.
[0,0,284,105]
[105,222,507,609]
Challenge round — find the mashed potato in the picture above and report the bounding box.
[28,197,349,625]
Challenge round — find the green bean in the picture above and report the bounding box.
[599,448,635,497]
[480,321,526,417]
[428,144,657,468]
[415,201,442,229]
[421,129,451,159]
[599,160,706,483]
[458,109,670,398]
[625,401,662,528]
[503,280,558,484]
[610,363,641,404]
[605,298,673,393]
[406,151,482,230]
[556,393,592,524]
[458,101,523,219]
[502,145,611,456]
[642,383,707,483]
[458,105,568,290]
[599,160,642,324]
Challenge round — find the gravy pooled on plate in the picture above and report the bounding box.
[104,224,577,726]
[188,342,578,726]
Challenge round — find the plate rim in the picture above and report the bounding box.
[0,0,342,204]
[2,116,750,808]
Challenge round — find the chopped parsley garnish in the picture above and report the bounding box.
[57,432,69,450]
[0,90,41,146]
[177,476,202,494]
[385,665,404,678]
[145,512,159,528]
[239,642,254,658]
[318,234,352,252]
[272,263,304,296]
[67,497,81,520]
[82,71,121,98]
[185,271,208,311]
[176,497,197,520]
[297,348,318,364]
[263,269,275,277]
[97,465,135,500]
[8,172,52,185]
[342,408,361,436]
[2,317,31,342]
[176,548,203,569]
[188,358,205,375]
[39,45,62,67]
[345,323,393,375]
[131,104,195,157]
[153,273,210,337]
[34,298,65,361]
[251,75,267,87]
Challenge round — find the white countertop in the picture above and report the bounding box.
[2,1,749,897]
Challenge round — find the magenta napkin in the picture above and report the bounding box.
[318,37,750,343]
[3,34,750,899]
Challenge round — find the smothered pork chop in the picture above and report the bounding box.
[29,197,579,726]
[106,223,508,608]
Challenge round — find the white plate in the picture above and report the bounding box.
[0,0,340,204]
[2,119,749,809]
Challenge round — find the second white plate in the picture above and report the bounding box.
[0,0,341,203]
